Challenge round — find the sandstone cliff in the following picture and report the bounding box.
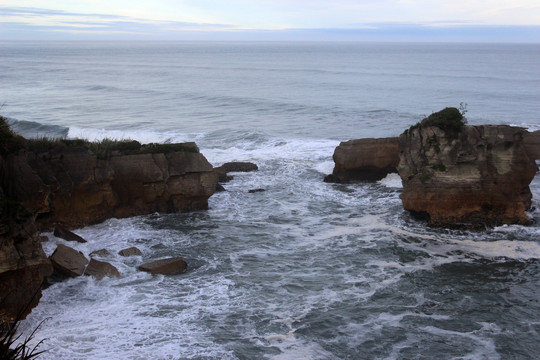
[6,141,217,230]
[325,137,399,182]
[0,118,218,321]
[398,124,538,227]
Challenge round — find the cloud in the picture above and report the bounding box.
[1,6,539,42]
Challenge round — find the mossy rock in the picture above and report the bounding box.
[404,107,467,138]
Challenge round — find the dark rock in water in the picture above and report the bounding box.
[398,124,538,227]
[0,186,53,321]
[213,166,234,183]
[220,162,258,173]
[53,225,87,243]
[327,138,399,182]
[248,188,265,193]
[118,247,142,257]
[138,257,187,275]
[90,248,112,258]
[84,258,120,280]
[39,235,49,242]
[216,183,226,192]
[49,244,89,277]
[323,174,338,183]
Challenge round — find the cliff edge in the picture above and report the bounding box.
[0,117,218,321]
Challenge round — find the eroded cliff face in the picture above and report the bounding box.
[398,125,538,227]
[326,137,400,182]
[5,143,217,230]
[0,177,53,323]
[0,138,218,321]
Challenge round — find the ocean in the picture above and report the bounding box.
[1,41,540,359]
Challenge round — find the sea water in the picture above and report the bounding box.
[1,41,540,359]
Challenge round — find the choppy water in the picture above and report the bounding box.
[2,41,540,359]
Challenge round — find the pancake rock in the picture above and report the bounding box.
[5,141,218,229]
[398,124,538,227]
[325,137,399,182]
[0,117,217,320]
[0,190,53,322]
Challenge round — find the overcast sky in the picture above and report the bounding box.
[1,0,540,41]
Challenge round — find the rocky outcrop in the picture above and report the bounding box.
[0,118,218,321]
[0,190,53,322]
[523,130,540,161]
[4,142,218,230]
[398,125,538,227]
[325,137,399,182]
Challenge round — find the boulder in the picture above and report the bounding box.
[326,137,399,182]
[118,246,142,257]
[90,248,112,258]
[398,124,538,227]
[53,225,87,243]
[138,257,188,275]
[49,244,89,277]
[84,258,120,280]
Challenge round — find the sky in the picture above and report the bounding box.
[1,0,540,42]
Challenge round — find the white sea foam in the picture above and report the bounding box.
[378,173,403,188]
[67,126,198,144]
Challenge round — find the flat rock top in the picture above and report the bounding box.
[50,244,89,277]
[138,257,187,275]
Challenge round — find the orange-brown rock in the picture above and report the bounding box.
[49,244,89,278]
[398,125,539,227]
[325,137,399,182]
[84,258,120,280]
[138,257,187,275]
[0,189,53,323]
[0,117,218,321]
[4,143,218,230]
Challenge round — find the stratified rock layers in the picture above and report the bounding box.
[1,140,217,321]
[4,144,218,230]
[327,137,399,182]
[398,125,538,227]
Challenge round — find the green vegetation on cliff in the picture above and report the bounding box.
[404,105,468,137]
[0,117,198,159]
[0,116,25,156]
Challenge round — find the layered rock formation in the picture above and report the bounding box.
[398,124,538,227]
[0,118,218,321]
[5,141,217,230]
[0,189,53,322]
[325,137,399,182]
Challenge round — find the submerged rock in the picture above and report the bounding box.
[220,162,258,173]
[90,248,112,258]
[248,188,265,193]
[49,244,89,277]
[138,257,187,275]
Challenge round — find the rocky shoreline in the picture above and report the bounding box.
[326,108,540,228]
[2,108,540,326]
